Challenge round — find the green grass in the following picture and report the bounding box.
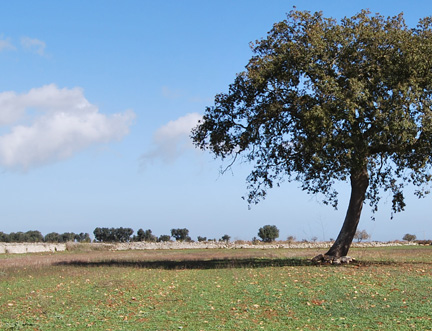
[1,247,431,330]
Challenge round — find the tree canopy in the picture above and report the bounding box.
[192,10,432,258]
[258,225,280,242]
[171,228,191,242]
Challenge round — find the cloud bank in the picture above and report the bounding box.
[142,112,202,166]
[0,84,135,171]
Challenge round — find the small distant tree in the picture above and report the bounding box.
[10,232,26,242]
[311,236,318,243]
[75,232,91,243]
[24,230,44,242]
[403,233,417,242]
[171,228,191,242]
[115,227,134,242]
[93,227,133,242]
[0,231,10,242]
[354,230,371,242]
[220,234,231,243]
[158,235,171,242]
[60,232,76,242]
[197,236,207,242]
[136,229,157,242]
[44,232,61,242]
[258,225,279,243]
[287,235,296,243]
[93,227,107,242]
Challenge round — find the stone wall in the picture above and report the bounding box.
[0,240,417,254]
[0,243,66,254]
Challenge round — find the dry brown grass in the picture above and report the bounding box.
[1,245,430,271]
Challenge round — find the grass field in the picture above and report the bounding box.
[1,246,431,330]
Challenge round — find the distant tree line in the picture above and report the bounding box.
[1,226,428,245]
[0,227,237,244]
[0,230,90,243]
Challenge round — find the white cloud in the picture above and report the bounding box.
[21,37,46,56]
[0,38,16,52]
[142,112,202,166]
[0,84,135,170]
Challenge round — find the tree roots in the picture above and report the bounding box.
[311,254,356,265]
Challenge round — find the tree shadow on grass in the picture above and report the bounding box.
[55,257,313,270]
[53,257,428,270]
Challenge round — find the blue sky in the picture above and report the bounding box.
[0,0,431,242]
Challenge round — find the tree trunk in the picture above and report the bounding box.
[325,167,369,258]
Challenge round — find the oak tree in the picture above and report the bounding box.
[171,228,191,242]
[258,225,280,242]
[192,10,432,258]
[402,233,417,242]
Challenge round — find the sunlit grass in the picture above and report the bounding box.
[1,247,431,330]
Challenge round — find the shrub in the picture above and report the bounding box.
[416,240,432,245]
[287,235,296,243]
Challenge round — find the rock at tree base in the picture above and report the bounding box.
[311,254,356,265]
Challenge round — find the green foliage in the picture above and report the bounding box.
[44,232,61,242]
[220,234,231,243]
[43,232,90,243]
[258,225,280,242]
[0,231,10,242]
[0,230,44,243]
[191,9,432,216]
[197,236,207,242]
[135,229,157,242]
[403,233,417,241]
[75,232,91,243]
[158,235,172,242]
[61,232,76,242]
[93,227,134,242]
[170,228,191,242]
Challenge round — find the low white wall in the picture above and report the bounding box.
[0,243,66,254]
[113,241,417,251]
[0,241,418,254]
